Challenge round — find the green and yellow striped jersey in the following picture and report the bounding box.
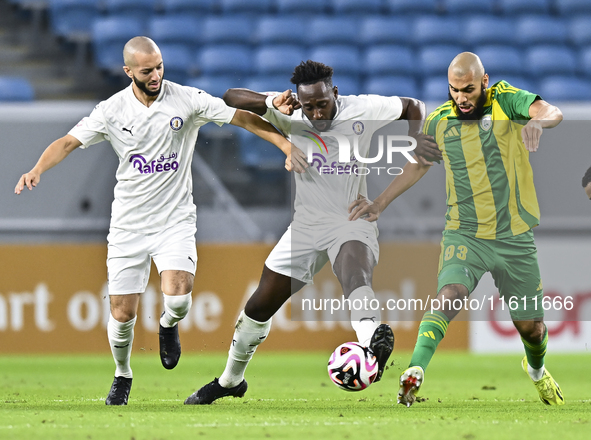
[423,80,541,240]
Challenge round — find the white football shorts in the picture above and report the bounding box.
[265,219,379,284]
[106,220,197,295]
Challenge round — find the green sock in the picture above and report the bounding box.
[409,311,450,371]
[522,326,548,370]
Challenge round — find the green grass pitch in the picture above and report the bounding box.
[1,351,589,439]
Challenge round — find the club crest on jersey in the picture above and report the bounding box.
[352,121,364,135]
[480,115,492,131]
[170,117,183,131]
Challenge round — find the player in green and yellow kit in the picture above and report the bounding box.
[348,52,564,407]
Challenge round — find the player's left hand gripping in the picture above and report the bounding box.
[522,120,543,152]
[285,144,308,174]
[274,89,301,116]
[348,195,381,222]
[14,172,39,195]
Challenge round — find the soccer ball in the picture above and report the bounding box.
[327,342,379,391]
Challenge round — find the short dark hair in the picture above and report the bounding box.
[290,60,333,89]
[582,166,591,188]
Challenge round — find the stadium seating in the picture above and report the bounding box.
[525,45,577,76]
[413,16,462,46]
[159,44,195,84]
[148,16,201,53]
[186,75,242,98]
[364,75,418,98]
[92,17,144,72]
[419,45,464,76]
[422,76,451,102]
[443,0,495,14]
[103,0,158,22]
[364,45,415,76]
[539,76,591,101]
[309,45,361,77]
[220,0,273,15]
[332,74,361,96]
[244,75,293,94]
[475,45,524,76]
[307,16,359,45]
[237,129,286,169]
[569,16,591,47]
[0,76,35,101]
[491,76,536,93]
[197,45,253,76]
[359,16,411,45]
[48,0,99,40]
[516,16,569,45]
[201,17,254,45]
[254,45,305,75]
[555,0,591,15]
[254,16,306,45]
[579,47,591,74]
[465,16,515,46]
[276,0,329,15]
[331,0,383,15]
[160,0,215,17]
[498,0,551,15]
[385,0,439,15]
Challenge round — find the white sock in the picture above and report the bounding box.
[160,292,192,328]
[349,286,381,346]
[219,311,271,388]
[107,314,136,378]
[528,364,545,381]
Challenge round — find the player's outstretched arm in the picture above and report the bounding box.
[522,100,563,153]
[398,97,442,166]
[348,159,430,222]
[223,89,300,116]
[229,109,308,173]
[15,134,82,195]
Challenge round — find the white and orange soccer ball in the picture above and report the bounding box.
[327,342,379,391]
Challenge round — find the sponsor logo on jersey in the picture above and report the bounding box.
[129,153,179,174]
[303,130,328,154]
[170,117,184,131]
[352,121,364,135]
[311,152,359,175]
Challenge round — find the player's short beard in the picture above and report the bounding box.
[133,75,161,97]
[449,85,487,121]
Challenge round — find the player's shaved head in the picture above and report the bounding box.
[449,52,485,80]
[123,36,160,67]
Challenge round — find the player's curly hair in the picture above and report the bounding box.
[290,60,333,89]
[582,166,591,187]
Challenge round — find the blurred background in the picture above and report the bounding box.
[1,0,590,355]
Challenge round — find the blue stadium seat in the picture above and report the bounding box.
[413,16,462,46]
[418,45,463,76]
[525,45,577,77]
[359,16,410,45]
[332,74,361,96]
[244,76,293,94]
[364,76,418,98]
[465,16,515,46]
[539,76,591,101]
[475,45,524,76]
[516,16,568,46]
[276,0,329,15]
[364,45,415,76]
[148,16,201,53]
[103,0,158,22]
[307,16,359,45]
[255,45,305,75]
[555,0,591,15]
[255,16,306,45]
[161,0,214,16]
[498,0,550,15]
[197,45,253,76]
[159,44,195,84]
[309,45,361,77]
[0,76,35,101]
[92,17,144,72]
[238,129,285,169]
[443,0,495,14]
[220,0,272,15]
[331,0,383,15]
[385,0,439,14]
[490,76,536,93]
[186,75,243,98]
[202,17,254,45]
[579,47,591,75]
[569,16,591,47]
[421,76,450,103]
[48,0,99,40]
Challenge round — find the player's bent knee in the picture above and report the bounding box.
[163,292,192,320]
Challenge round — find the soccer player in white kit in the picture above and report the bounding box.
[185,60,436,404]
[14,37,302,406]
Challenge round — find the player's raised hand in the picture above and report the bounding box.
[273,89,301,116]
[285,143,308,174]
[521,120,543,152]
[413,133,441,166]
[348,194,382,222]
[14,170,40,195]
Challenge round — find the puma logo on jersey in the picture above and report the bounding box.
[122,126,134,136]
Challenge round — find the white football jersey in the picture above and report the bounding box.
[264,94,403,225]
[69,80,236,233]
